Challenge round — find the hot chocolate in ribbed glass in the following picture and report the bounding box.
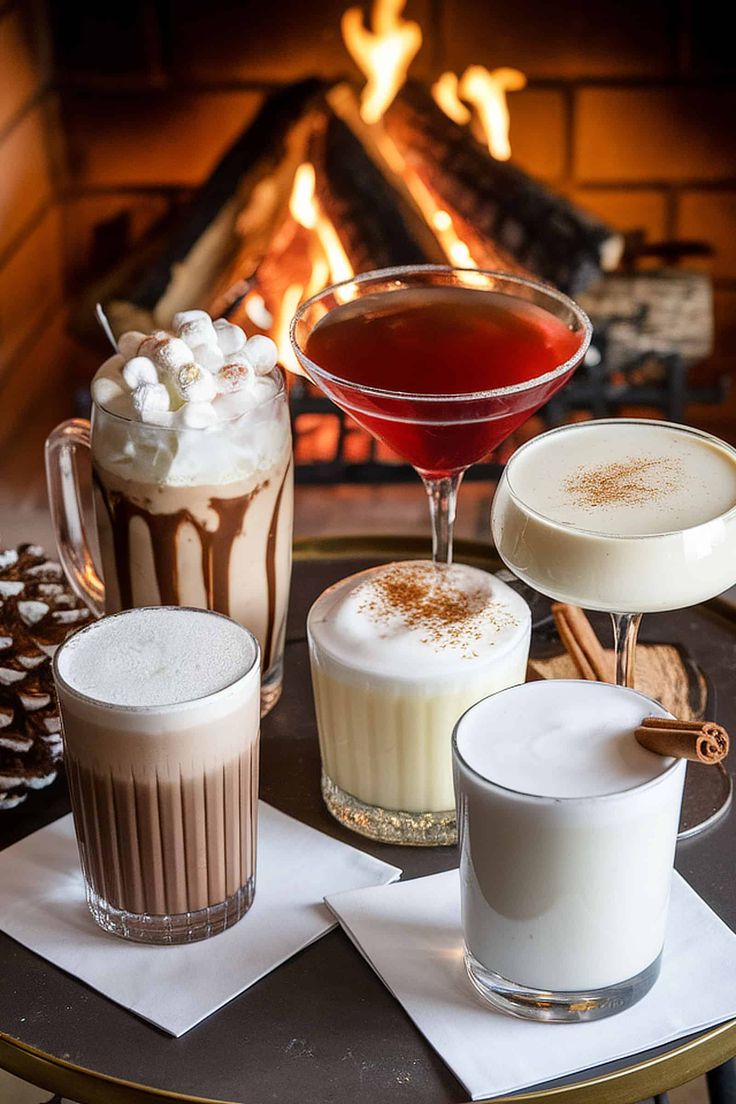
[53,606,261,944]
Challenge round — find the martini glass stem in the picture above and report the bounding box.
[610,612,642,688]
[422,472,464,566]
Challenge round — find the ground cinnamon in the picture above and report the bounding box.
[635,716,730,764]
[551,603,613,683]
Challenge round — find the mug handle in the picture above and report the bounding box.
[45,419,105,619]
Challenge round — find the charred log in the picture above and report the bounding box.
[384,81,622,294]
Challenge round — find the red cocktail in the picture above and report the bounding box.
[291,267,591,563]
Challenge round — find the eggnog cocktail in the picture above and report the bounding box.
[492,419,736,614]
[308,561,530,845]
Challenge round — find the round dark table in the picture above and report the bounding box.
[1,536,735,1104]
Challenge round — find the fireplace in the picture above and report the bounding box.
[0,0,734,458]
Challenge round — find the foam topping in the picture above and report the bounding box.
[56,607,257,707]
[309,561,530,676]
[455,681,674,798]
[91,309,281,429]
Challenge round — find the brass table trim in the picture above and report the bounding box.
[1,534,734,1104]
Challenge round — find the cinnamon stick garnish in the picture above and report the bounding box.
[635,716,730,764]
[551,603,613,683]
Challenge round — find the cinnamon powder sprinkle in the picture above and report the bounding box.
[564,455,682,509]
[357,562,517,657]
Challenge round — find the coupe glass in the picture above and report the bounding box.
[290,265,591,565]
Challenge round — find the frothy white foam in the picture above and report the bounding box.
[57,607,257,708]
[507,421,736,536]
[309,561,530,679]
[456,680,673,799]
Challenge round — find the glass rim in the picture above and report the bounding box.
[53,606,260,715]
[451,679,684,804]
[500,417,736,540]
[93,368,286,431]
[289,264,593,404]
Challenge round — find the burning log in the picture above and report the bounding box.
[384,81,623,294]
[102,79,326,336]
[316,110,445,271]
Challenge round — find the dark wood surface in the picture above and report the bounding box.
[0,550,735,1104]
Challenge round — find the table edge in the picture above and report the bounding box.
[2,534,735,1104]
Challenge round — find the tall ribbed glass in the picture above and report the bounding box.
[53,607,260,944]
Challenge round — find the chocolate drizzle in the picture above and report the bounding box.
[264,458,292,669]
[94,471,262,621]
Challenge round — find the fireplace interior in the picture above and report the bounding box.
[0,0,734,476]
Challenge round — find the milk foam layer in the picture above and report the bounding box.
[507,420,736,536]
[309,561,530,683]
[91,310,289,486]
[455,680,673,798]
[57,607,257,708]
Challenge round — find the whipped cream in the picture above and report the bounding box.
[308,561,530,682]
[90,310,290,486]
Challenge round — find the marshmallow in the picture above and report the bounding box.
[177,402,219,429]
[151,336,193,374]
[117,330,147,359]
[216,353,254,394]
[137,330,171,362]
[92,376,125,408]
[172,363,218,403]
[191,342,225,373]
[244,294,273,330]
[122,356,158,390]
[213,318,246,356]
[175,310,219,350]
[132,382,171,421]
[244,334,278,375]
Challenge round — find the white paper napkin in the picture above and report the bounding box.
[0,803,400,1037]
[327,870,736,1101]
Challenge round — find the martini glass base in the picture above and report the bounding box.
[678,761,733,839]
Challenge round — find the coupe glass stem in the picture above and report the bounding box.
[421,472,463,566]
[610,612,642,688]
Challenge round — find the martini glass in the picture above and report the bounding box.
[492,418,736,837]
[290,265,591,565]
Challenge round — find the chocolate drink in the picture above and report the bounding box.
[87,312,294,714]
[54,607,261,944]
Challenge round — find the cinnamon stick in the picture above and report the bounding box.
[551,603,613,683]
[635,716,730,764]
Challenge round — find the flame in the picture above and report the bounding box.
[457,65,526,161]
[274,283,305,374]
[431,73,471,126]
[342,0,422,124]
[274,162,354,372]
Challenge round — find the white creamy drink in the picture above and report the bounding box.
[308,561,530,844]
[54,607,261,944]
[88,311,293,713]
[492,419,736,612]
[453,680,686,1021]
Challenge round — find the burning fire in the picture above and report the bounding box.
[342,0,422,124]
[271,162,354,372]
[453,65,527,160]
[343,0,525,161]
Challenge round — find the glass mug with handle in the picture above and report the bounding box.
[45,313,294,715]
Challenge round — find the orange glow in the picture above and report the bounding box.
[342,0,422,124]
[275,163,355,373]
[458,65,526,161]
[432,72,471,126]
